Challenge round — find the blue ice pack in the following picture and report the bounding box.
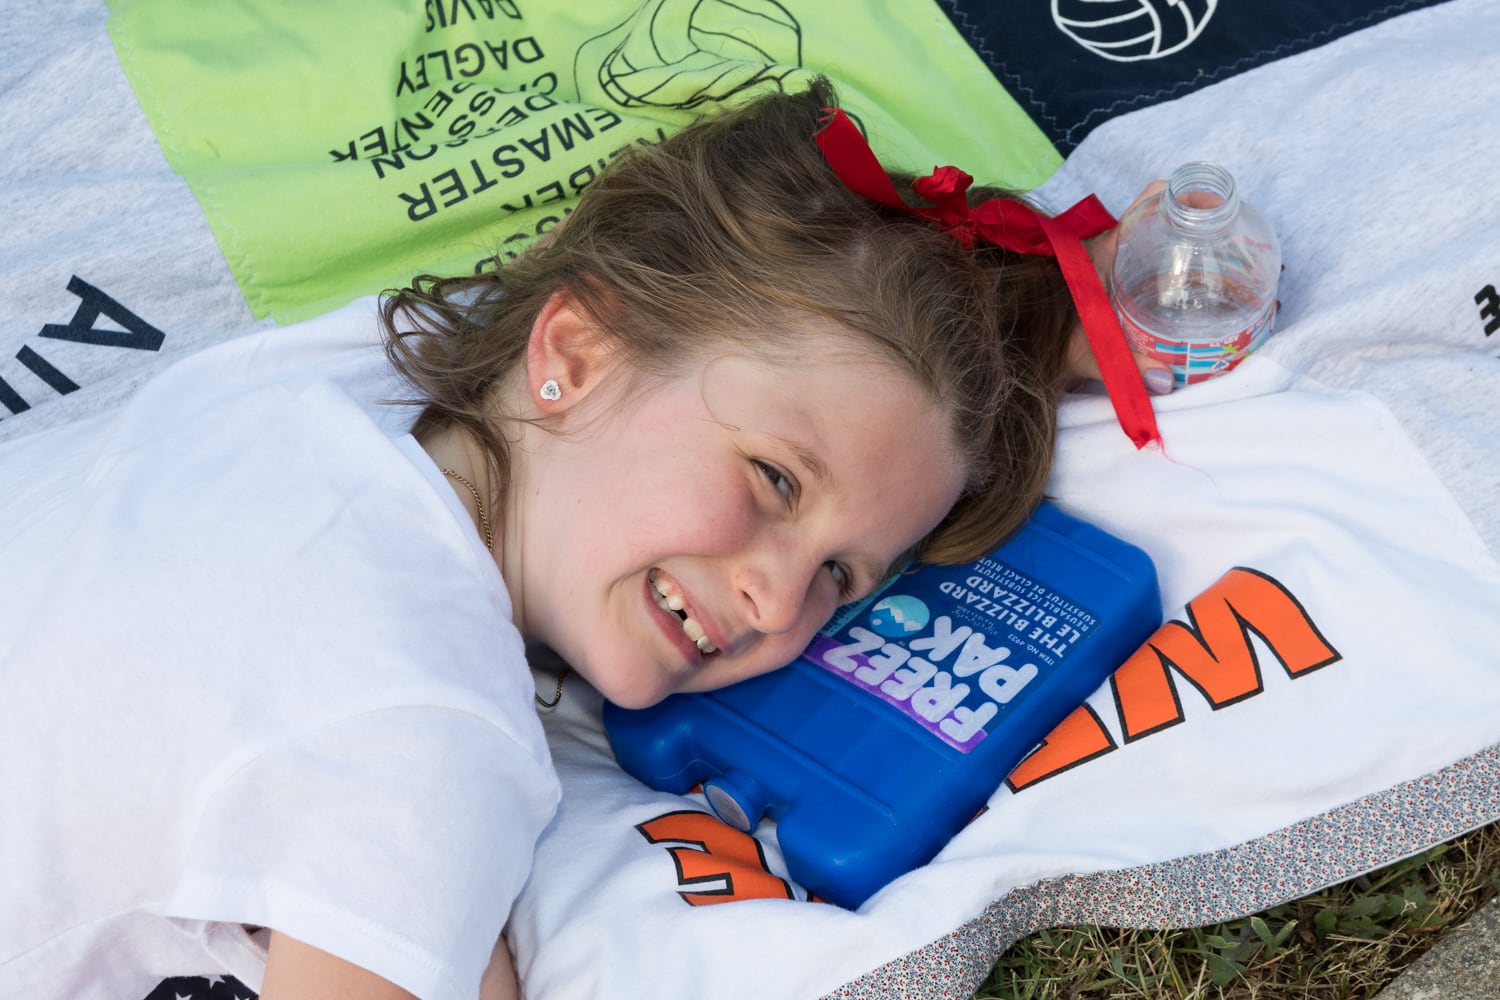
[603,502,1161,909]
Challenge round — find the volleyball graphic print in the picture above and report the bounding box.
[575,0,804,111]
[1053,0,1217,61]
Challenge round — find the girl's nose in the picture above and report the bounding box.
[736,550,818,637]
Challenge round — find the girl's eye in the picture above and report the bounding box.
[753,459,795,504]
[826,561,855,599]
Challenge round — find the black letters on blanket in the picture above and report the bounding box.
[0,276,165,420]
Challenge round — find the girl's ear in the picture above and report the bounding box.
[525,289,616,412]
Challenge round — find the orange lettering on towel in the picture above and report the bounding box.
[1004,567,1340,791]
[1112,567,1341,741]
[1005,703,1117,792]
[636,811,796,905]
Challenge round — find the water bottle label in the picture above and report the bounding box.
[800,556,1100,753]
[1121,300,1277,386]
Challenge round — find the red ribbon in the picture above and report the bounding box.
[814,109,1161,450]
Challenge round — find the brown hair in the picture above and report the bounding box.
[382,77,1075,566]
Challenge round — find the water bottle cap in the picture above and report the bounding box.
[1164,161,1239,233]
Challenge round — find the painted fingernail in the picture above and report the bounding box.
[1144,368,1175,395]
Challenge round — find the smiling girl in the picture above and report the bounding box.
[2,78,1148,1000]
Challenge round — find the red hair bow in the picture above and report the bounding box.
[814,109,1161,451]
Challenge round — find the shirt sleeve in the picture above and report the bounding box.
[167,706,560,1000]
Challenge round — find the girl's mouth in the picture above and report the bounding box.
[649,571,719,654]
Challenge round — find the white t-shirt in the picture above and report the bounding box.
[0,299,560,1000]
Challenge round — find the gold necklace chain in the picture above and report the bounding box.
[441,468,493,551]
[442,467,568,708]
[534,668,569,709]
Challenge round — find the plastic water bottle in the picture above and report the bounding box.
[1111,162,1281,387]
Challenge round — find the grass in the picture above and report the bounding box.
[975,820,1500,1000]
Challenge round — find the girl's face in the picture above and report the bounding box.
[519,333,969,709]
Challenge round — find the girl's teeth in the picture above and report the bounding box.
[652,573,717,654]
[652,575,684,609]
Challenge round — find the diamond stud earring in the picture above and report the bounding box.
[539,378,561,401]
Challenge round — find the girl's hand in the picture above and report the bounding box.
[1066,181,1175,395]
[260,932,417,1000]
[479,933,520,1000]
[259,930,520,1000]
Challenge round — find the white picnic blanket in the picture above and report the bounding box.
[2,2,1496,998]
